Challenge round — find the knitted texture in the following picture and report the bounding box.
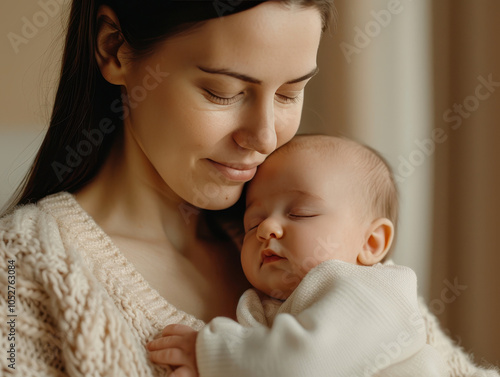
[417,296,499,377]
[0,192,204,376]
[0,192,498,376]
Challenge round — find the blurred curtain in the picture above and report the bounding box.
[301,0,500,366]
[430,0,500,365]
[301,0,435,294]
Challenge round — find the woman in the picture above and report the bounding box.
[0,1,496,376]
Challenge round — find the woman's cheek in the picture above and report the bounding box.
[275,106,302,148]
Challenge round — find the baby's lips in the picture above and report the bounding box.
[262,255,286,265]
[260,248,286,265]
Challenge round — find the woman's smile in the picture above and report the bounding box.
[207,159,261,182]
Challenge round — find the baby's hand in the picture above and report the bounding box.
[147,324,199,377]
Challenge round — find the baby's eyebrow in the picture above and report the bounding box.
[283,189,323,201]
[245,189,324,210]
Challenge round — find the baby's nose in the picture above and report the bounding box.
[257,218,284,241]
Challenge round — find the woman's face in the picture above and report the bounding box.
[120,2,323,209]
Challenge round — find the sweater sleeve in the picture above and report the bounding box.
[196,260,437,377]
[0,208,67,376]
[417,297,500,377]
[0,206,161,377]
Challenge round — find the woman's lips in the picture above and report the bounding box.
[208,159,258,182]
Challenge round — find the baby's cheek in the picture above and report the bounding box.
[292,236,337,273]
[267,272,300,300]
[240,244,258,280]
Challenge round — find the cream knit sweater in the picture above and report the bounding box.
[0,192,498,376]
[0,192,204,376]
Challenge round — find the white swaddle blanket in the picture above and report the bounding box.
[196,260,448,377]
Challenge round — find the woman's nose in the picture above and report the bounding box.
[257,217,283,241]
[233,99,277,155]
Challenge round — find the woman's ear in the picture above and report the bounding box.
[95,5,127,85]
[357,218,394,266]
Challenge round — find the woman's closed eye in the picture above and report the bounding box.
[275,92,303,105]
[204,89,243,105]
[204,89,303,106]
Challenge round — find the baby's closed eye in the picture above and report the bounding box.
[287,208,320,219]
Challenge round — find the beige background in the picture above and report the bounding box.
[0,0,68,207]
[1,0,499,367]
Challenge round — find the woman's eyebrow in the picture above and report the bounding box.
[197,66,319,85]
[286,67,319,84]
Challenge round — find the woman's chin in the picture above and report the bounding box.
[190,186,244,211]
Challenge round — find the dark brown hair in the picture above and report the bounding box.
[2,0,335,216]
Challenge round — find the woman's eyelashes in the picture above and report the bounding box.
[203,89,243,105]
[203,88,303,106]
[275,93,302,105]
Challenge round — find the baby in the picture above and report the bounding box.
[147,135,447,377]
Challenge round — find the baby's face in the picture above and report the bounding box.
[241,150,368,299]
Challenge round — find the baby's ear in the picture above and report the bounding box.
[357,218,394,266]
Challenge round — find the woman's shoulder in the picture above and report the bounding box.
[0,192,70,260]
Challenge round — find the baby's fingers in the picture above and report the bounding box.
[147,335,186,352]
[171,365,199,377]
[148,347,192,367]
[161,324,197,337]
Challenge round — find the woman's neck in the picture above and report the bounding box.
[74,128,251,321]
[74,128,201,254]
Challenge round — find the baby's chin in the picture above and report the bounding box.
[262,283,298,301]
[249,268,303,300]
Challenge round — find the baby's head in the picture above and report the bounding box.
[241,134,398,299]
